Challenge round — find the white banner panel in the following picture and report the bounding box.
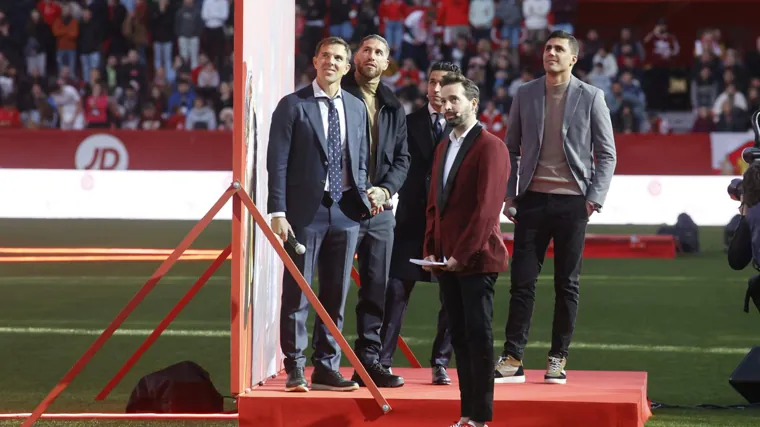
[0,171,743,226]
[242,0,294,387]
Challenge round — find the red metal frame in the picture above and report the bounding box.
[21,186,237,427]
[230,0,247,396]
[94,245,233,401]
[236,190,391,413]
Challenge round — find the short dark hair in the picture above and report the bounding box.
[440,72,479,102]
[546,30,579,55]
[428,61,461,75]
[359,34,390,57]
[743,161,760,208]
[314,36,352,61]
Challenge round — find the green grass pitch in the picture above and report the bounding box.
[0,219,758,426]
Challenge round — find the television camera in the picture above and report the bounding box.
[727,110,760,201]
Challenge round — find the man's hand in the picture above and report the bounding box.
[586,201,598,218]
[367,187,389,208]
[503,198,517,223]
[422,255,441,272]
[443,256,463,272]
[271,217,293,242]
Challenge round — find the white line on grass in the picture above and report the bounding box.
[0,326,750,355]
[0,275,744,285]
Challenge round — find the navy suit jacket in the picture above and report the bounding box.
[267,84,372,228]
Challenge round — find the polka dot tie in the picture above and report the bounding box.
[326,98,343,203]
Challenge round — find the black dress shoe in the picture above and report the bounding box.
[311,369,359,391]
[285,367,308,392]
[432,365,451,385]
[351,361,405,388]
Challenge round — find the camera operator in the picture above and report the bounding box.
[727,159,760,312]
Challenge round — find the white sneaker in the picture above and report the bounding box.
[449,422,489,427]
[544,355,567,384]
[493,355,525,383]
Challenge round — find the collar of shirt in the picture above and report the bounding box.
[312,79,342,100]
[448,120,479,146]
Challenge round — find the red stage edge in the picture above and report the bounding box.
[350,267,423,368]
[238,367,652,427]
[21,186,238,427]
[94,245,233,400]
[2,413,238,420]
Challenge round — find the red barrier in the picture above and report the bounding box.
[613,133,713,175]
[0,130,231,171]
[0,129,750,175]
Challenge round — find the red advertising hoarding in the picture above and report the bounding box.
[0,129,752,175]
[0,130,231,171]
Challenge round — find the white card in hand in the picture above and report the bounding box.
[409,258,446,266]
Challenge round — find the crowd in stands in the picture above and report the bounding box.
[2,1,757,134]
[296,0,760,135]
[0,0,233,130]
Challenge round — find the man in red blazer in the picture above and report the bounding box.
[422,73,510,427]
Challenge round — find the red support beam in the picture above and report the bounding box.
[95,245,233,401]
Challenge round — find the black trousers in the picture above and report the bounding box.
[503,191,588,361]
[378,277,453,368]
[353,210,395,366]
[440,271,496,423]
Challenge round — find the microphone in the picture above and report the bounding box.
[287,231,306,255]
[507,207,517,218]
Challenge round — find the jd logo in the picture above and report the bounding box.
[75,134,129,170]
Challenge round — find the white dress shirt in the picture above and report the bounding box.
[443,120,479,186]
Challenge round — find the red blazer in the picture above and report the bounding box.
[424,123,510,275]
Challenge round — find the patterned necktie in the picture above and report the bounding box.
[326,97,343,203]
[433,113,443,142]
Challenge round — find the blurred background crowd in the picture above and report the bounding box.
[0,0,757,135]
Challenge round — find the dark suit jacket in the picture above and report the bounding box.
[266,84,372,228]
[389,103,451,282]
[424,123,510,275]
[341,72,410,196]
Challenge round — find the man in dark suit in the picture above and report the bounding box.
[267,36,372,393]
[495,30,617,385]
[340,35,409,388]
[423,73,510,427]
[382,61,460,385]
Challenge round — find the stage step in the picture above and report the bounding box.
[238,367,651,427]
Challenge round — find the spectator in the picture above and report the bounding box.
[176,0,202,69]
[52,4,78,75]
[49,79,84,130]
[123,0,151,65]
[84,83,110,129]
[150,0,175,81]
[78,9,102,82]
[201,0,230,67]
[185,97,216,130]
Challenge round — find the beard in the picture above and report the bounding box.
[445,108,471,127]
[358,63,382,80]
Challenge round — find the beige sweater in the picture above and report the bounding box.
[528,80,583,195]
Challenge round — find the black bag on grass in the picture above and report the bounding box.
[126,361,224,413]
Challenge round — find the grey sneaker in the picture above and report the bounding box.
[544,355,567,384]
[494,354,525,384]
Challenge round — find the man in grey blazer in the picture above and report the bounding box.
[268,36,372,393]
[494,30,617,385]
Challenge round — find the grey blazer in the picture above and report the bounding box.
[505,75,617,208]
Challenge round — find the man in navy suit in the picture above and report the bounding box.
[267,36,372,393]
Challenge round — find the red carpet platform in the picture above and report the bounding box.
[238,367,651,427]
[503,233,676,259]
